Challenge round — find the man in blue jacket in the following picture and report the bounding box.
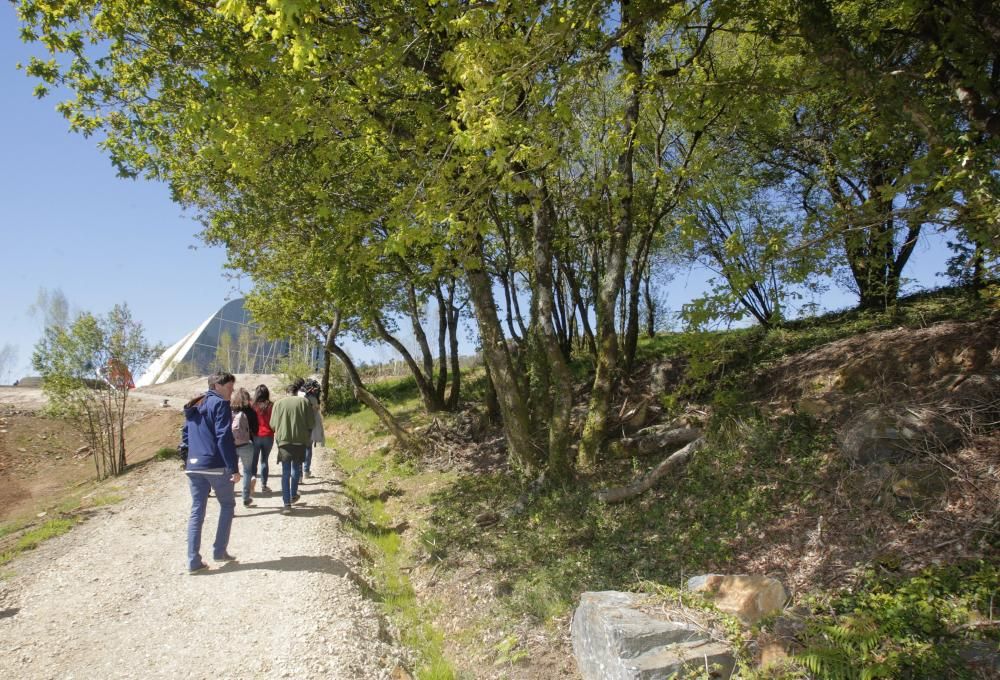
[182,372,241,573]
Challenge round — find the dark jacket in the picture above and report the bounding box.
[271,395,315,447]
[182,389,238,474]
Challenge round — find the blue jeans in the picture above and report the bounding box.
[253,436,273,486]
[280,460,301,506]
[187,472,236,570]
[236,444,254,502]
[296,445,313,479]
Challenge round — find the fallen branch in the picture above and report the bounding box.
[596,437,706,503]
[611,425,703,457]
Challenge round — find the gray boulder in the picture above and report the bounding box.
[572,591,734,680]
[837,405,963,464]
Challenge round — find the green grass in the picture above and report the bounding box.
[154,446,180,461]
[0,482,126,573]
[0,518,77,567]
[0,519,30,540]
[328,375,424,416]
[423,412,833,624]
[636,284,998,402]
[334,444,456,680]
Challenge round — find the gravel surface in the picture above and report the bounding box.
[0,447,406,679]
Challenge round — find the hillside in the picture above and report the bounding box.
[328,292,1000,678]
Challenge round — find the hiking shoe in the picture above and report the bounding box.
[261,485,272,493]
[291,494,300,504]
[280,505,292,514]
[304,471,312,478]
[189,563,209,574]
[213,553,237,562]
[243,499,254,507]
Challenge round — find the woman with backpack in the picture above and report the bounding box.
[251,385,275,493]
[231,387,259,507]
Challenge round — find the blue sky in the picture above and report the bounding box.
[1,3,237,381]
[0,5,954,382]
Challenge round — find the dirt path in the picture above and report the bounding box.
[0,448,406,679]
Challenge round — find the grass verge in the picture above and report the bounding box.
[334,438,457,679]
[0,518,77,567]
[0,483,126,572]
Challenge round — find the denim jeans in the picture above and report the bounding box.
[304,444,313,474]
[236,444,254,502]
[253,436,274,486]
[187,472,236,570]
[280,460,301,506]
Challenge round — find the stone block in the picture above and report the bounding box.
[572,591,734,680]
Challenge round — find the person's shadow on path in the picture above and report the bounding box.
[215,554,347,576]
[211,555,376,597]
[237,504,349,519]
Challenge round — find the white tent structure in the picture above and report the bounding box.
[136,298,309,387]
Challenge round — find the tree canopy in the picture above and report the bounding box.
[17,0,999,477]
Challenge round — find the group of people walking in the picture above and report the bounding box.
[181,372,325,573]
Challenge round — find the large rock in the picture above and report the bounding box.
[572,591,734,680]
[837,405,963,464]
[686,574,788,625]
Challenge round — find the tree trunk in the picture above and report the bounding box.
[465,237,539,472]
[371,315,444,412]
[329,339,416,451]
[643,269,655,337]
[623,229,654,375]
[406,283,436,386]
[433,283,449,406]
[530,175,574,480]
[561,263,597,356]
[482,356,501,424]
[578,4,645,470]
[320,324,336,415]
[446,278,462,410]
[596,437,705,503]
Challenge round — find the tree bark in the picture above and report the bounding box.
[433,283,449,406]
[464,237,539,471]
[445,278,462,409]
[596,437,705,503]
[623,228,654,375]
[578,3,645,470]
[319,323,336,415]
[371,315,444,412]
[612,426,702,457]
[643,268,655,337]
[529,175,574,480]
[406,283,436,387]
[328,335,416,451]
[561,263,597,356]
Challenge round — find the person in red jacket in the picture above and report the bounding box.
[251,385,275,493]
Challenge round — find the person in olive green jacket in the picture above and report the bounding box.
[270,383,315,513]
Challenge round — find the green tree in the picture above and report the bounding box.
[32,304,158,479]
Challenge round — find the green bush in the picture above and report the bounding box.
[796,561,1000,679]
[154,447,179,461]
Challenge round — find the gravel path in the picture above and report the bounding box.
[0,447,405,679]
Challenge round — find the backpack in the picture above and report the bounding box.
[232,411,252,446]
